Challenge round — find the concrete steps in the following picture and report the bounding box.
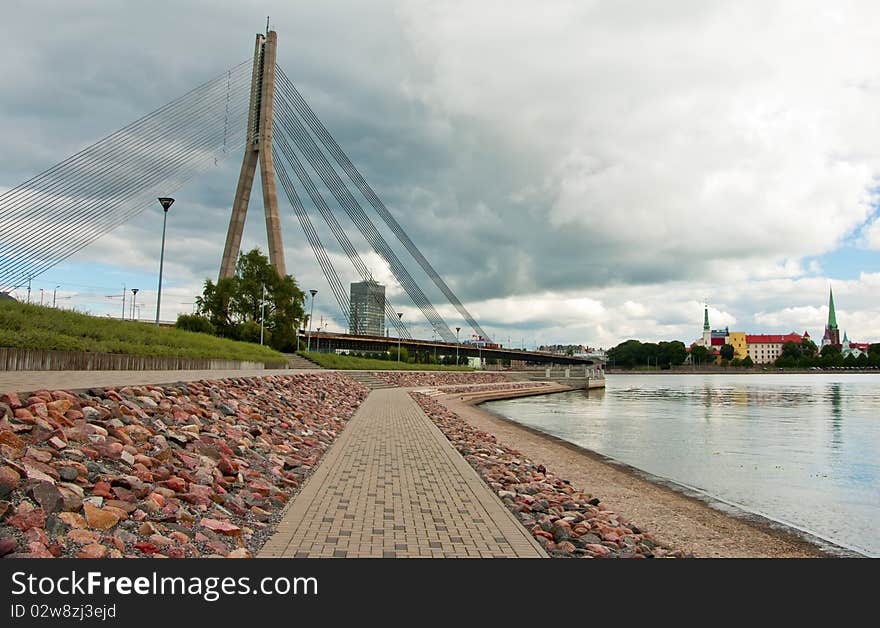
[344,371,398,390]
[283,353,323,369]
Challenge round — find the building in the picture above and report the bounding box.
[349,280,385,337]
[727,331,748,359]
[821,287,840,348]
[746,333,803,364]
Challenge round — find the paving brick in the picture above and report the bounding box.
[258,388,545,558]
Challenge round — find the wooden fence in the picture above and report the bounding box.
[0,347,288,372]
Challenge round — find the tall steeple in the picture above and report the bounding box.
[703,305,710,331]
[827,287,838,330]
[822,286,840,347]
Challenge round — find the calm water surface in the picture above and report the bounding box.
[481,374,880,556]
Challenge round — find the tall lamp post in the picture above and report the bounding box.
[397,312,403,362]
[52,285,60,308]
[307,289,317,351]
[155,197,175,325]
[131,289,139,320]
[455,326,460,366]
[259,283,266,345]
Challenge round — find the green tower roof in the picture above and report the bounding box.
[703,305,710,331]
[827,288,838,330]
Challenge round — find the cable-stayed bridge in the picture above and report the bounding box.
[0,30,596,366]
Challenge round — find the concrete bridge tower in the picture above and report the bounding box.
[219,30,286,279]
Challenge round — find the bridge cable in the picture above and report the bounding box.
[276,68,492,343]
[274,88,454,342]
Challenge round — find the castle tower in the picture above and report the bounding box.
[822,287,840,347]
[219,30,286,279]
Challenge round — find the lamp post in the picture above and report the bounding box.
[307,289,317,351]
[155,197,175,325]
[259,283,266,345]
[397,312,403,362]
[315,327,321,353]
[131,289,139,320]
[455,326,460,366]
[52,285,60,308]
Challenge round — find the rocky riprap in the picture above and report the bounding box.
[372,372,511,387]
[411,392,688,558]
[0,373,368,558]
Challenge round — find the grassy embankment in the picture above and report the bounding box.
[299,351,473,371]
[0,300,286,363]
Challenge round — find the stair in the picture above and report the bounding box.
[283,353,323,369]
[344,371,398,390]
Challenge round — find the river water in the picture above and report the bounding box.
[480,374,880,556]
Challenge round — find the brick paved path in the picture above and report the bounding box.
[260,388,546,558]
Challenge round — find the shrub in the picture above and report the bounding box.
[175,314,215,335]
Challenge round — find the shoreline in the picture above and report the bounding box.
[438,387,863,558]
[606,369,879,375]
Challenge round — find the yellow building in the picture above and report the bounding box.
[728,332,748,359]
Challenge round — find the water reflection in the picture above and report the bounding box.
[482,374,880,556]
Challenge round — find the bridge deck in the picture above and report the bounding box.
[259,387,546,558]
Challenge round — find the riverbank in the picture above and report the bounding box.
[607,367,879,375]
[436,388,841,558]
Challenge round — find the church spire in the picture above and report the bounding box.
[703,304,710,331]
[827,287,838,330]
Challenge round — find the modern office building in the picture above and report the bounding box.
[349,280,385,336]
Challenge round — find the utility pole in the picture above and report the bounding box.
[456,326,461,366]
[52,285,60,308]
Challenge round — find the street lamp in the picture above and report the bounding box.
[155,197,175,325]
[456,326,460,366]
[315,327,321,353]
[259,284,267,345]
[397,312,403,362]
[52,285,60,308]
[131,289,139,321]
[307,289,317,351]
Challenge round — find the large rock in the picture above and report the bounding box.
[83,503,120,530]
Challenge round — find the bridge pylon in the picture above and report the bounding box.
[219,30,286,279]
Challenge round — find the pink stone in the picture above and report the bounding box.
[200,518,241,536]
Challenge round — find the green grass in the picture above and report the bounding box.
[0,300,287,364]
[299,351,473,371]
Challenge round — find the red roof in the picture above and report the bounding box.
[850,342,871,350]
[746,333,803,344]
[710,337,725,346]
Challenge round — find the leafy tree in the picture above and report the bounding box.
[776,355,797,368]
[741,355,754,368]
[196,248,305,351]
[801,338,818,357]
[781,341,802,360]
[690,345,710,365]
[869,343,880,356]
[720,344,735,361]
[843,353,858,367]
[856,352,869,367]
[820,344,841,358]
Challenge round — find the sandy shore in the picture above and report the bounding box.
[437,389,841,558]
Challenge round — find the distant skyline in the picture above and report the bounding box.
[1,1,878,346]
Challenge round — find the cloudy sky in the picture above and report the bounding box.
[2,0,879,347]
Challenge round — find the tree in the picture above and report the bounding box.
[741,355,754,368]
[196,248,305,351]
[720,344,735,361]
[781,341,802,361]
[856,352,869,368]
[820,344,841,358]
[801,338,818,357]
[690,345,710,365]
